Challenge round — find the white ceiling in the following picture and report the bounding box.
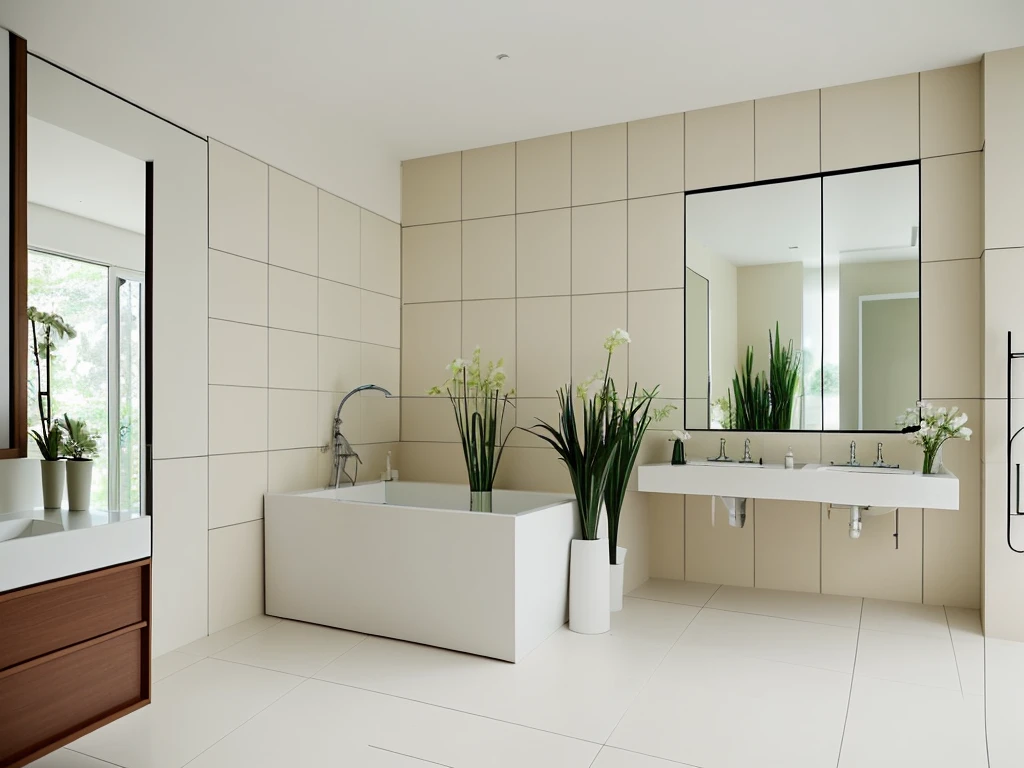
[688,165,919,267]
[28,116,146,234]
[1,0,1023,220]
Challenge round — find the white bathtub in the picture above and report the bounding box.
[264,481,578,662]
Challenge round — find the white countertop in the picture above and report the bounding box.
[0,507,151,593]
[638,461,960,510]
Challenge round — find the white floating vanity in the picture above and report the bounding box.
[638,461,959,510]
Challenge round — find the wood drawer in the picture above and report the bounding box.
[0,561,145,672]
[0,627,145,767]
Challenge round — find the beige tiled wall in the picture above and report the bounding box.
[982,47,1024,641]
[207,139,401,633]
[399,62,985,608]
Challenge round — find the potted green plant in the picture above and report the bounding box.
[527,330,626,634]
[603,379,674,612]
[428,346,515,511]
[61,414,99,511]
[27,306,76,508]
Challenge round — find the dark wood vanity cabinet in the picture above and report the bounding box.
[0,559,152,767]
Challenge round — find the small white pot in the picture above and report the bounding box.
[40,460,65,509]
[609,546,627,612]
[569,538,610,634]
[66,459,94,512]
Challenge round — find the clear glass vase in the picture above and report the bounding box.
[470,490,493,512]
[923,443,944,475]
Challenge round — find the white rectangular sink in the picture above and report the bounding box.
[638,461,959,510]
[0,518,64,542]
[685,459,766,469]
[820,465,914,475]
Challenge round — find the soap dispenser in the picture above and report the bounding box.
[381,451,399,482]
[784,447,795,470]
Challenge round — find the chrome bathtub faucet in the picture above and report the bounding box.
[324,384,393,488]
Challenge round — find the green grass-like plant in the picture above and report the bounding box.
[732,346,771,430]
[768,321,800,430]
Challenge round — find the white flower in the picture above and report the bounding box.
[672,430,691,442]
[603,328,631,353]
[447,358,467,374]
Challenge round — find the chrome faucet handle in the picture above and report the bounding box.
[709,437,730,462]
[848,440,860,467]
[872,441,899,469]
[740,438,754,463]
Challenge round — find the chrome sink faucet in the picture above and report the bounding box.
[873,442,899,469]
[740,438,754,464]
[709,437,731,462]
[847,440,860,467]
[324,384,393,488]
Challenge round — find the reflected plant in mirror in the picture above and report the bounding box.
[27,306,76,461]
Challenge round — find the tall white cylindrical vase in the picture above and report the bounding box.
[66,459,93,512]
[609,546,627,612]
[40,460,65,509]
[569,538,610,634]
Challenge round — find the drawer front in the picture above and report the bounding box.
[0,563,144,671]
[0,628,144,766]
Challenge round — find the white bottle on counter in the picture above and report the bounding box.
[784,447,795,470]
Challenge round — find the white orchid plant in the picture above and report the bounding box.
[428,346,515,497]
[895,401,972,474]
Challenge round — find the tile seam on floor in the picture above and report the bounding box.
[599,601,704,749]
[943,606,966,697]
[311,677,606,748]
[64,748,131,768]
[596,744,705,768]
[309,633,371,678]
[178,672,307,768]
[626,594,710,610]
[834,597,865,768]
[853,671,967,694]
[368,744,454,767]
[698,604,862,630]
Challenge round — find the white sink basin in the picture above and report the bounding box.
[820,465,913,475]
[0,518,64,542]
[686,459,766,469]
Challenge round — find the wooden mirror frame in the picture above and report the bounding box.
[0,32,27,460]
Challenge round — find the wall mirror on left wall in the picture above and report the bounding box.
[19,55,149,513]
[683,162,920,433]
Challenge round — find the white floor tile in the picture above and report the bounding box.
[591,746,697,767]
[986,637,1024,768]
[675,607,858,673]
[69,658,302,768]
[151,650,200,683]
[945,607,985,696]
[707,585,863,628]
[186,679,600,768]
[213,619,365,677]
[28,750,117,768]
[175,614,281,658]
[628,579,720,607]
[315,597,699,743]
[838,675,987,768]
[855,629,961,690]
[860,599,949,638]
[609,647,850,768]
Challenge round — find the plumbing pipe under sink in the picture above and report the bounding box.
[713,496,747,528]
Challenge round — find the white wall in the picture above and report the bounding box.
[205,139,401,634]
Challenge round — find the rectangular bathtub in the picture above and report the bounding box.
[264,481,578,662]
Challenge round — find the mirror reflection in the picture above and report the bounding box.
[823,165,920,431]
[685,178,823,430]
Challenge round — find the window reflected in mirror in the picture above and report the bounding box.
[685,178,823,431]
[822,164,920,431]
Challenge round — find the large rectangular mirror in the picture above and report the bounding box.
[684,163,920,432]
